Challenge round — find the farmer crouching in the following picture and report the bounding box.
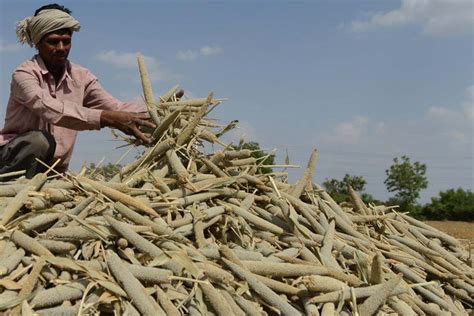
[0,3,154,180]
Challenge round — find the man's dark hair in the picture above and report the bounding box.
[34,4,72,16]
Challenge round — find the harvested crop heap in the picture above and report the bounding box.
[0,56,472,315]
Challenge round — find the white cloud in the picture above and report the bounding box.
[446,130,468,143]
[200,46,222,56]
[322,116,369,145]
[290,85,473,203]
[395,85,473,146]
[0,43,22,52]
[428,85,474,127]
[177,45,222,61]
[463,85,474,121]
[350,0,473,36]
[226,121,258,143]
[176,50,199,61]
[96,51,158,69]
[95,50,162,81]
[427,106,460,122]
[375,122,386,135]
[425,85,474,145]
[318,85,473,150]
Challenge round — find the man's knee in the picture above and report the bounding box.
[23,131,56,160]
[0,131,56,179]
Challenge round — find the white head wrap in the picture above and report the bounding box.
[16,9,80,47]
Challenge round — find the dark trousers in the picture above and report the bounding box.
[0,131,56,180]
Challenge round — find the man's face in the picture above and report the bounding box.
[36,29,72,69]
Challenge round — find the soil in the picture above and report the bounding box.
[424,221,474,241]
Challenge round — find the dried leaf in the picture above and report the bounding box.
[96,279,128,298]
[0,279,22,290]
[167,250,201,278]
[146,253,170,267]
[45,256,85,272]
[21,300,35,316]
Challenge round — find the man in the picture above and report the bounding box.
[0,4,154,179]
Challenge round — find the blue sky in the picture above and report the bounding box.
[1,0,473,203]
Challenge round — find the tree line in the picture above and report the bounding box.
[322,155,473,221]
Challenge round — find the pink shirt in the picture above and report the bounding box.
[0,55,145,172]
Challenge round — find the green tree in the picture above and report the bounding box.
[384,156,428,212]
[420,188,474,221]
[323,174,375,204]
[88,162,122,180]
[232,141,275,174]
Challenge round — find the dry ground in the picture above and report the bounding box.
[424,221,474,242]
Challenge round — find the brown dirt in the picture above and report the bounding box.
[424,221,474,243]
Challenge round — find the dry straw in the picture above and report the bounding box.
[0,54,471,315]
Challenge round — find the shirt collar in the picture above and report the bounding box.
[34,54,73,82]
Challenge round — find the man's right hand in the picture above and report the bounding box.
[100,110,156,144]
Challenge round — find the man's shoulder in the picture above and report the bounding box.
[69,61,97,80]
[69,61,89,72]
[13,57,38,73]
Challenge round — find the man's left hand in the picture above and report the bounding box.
[100,110,156,144]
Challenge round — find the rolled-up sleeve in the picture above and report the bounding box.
[83,71,147,113]
[11,69,103,130]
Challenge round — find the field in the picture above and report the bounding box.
[425,220,474,243]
